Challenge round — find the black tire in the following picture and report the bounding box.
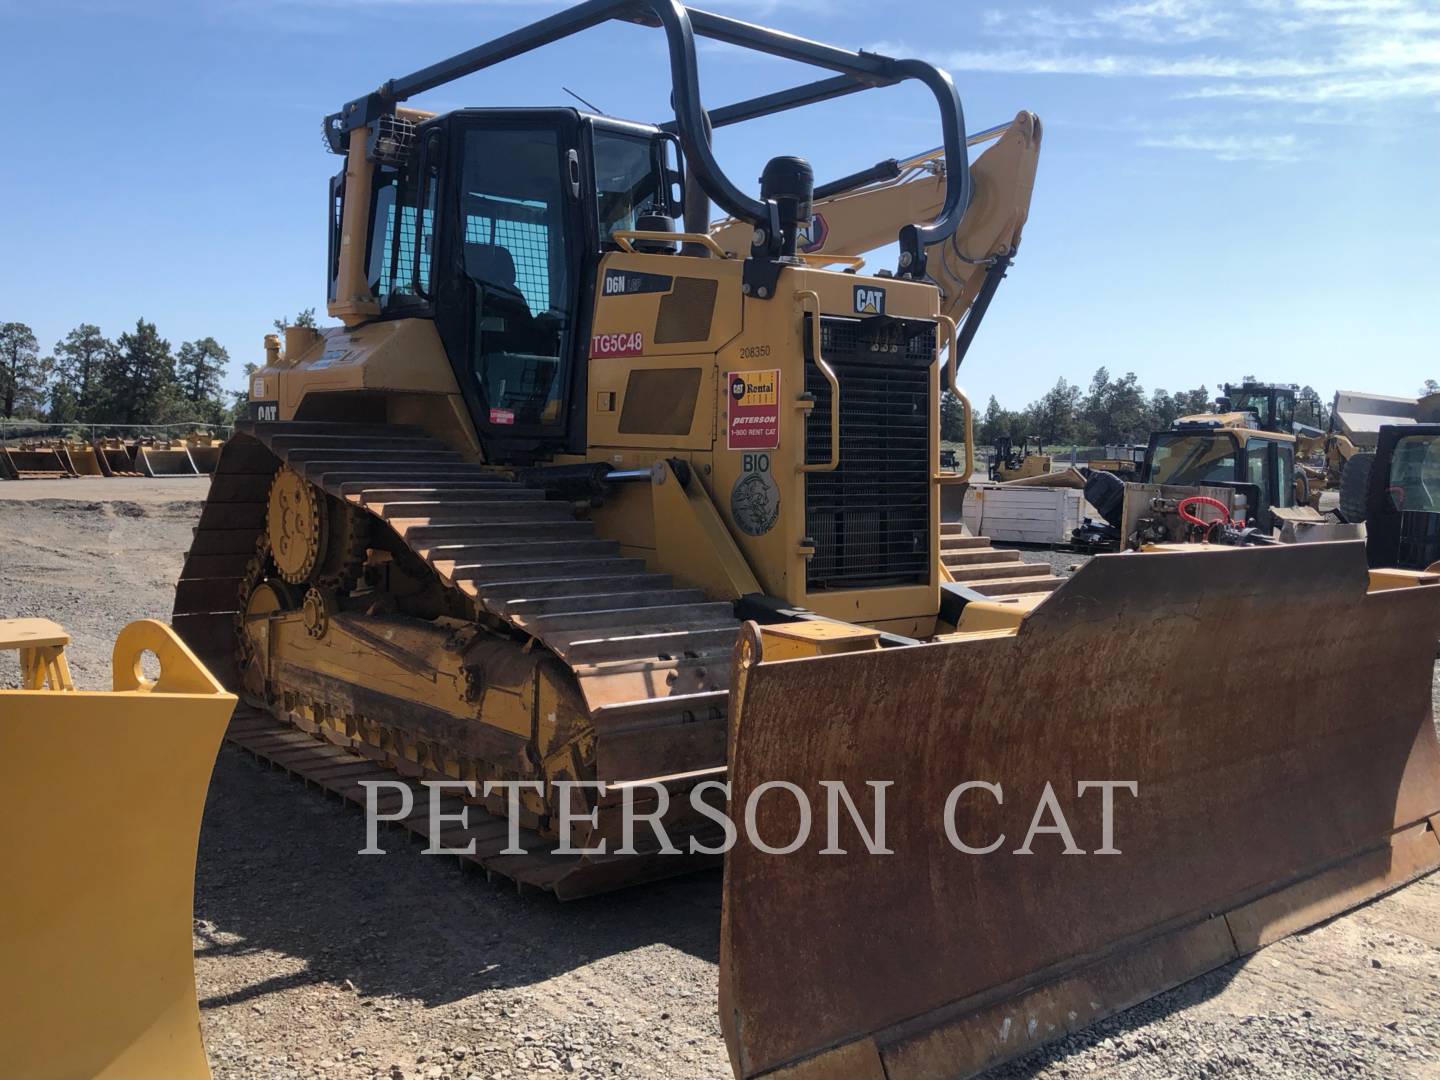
[1338,452,1374,524]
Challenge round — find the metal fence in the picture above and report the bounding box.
[0,420,233,446]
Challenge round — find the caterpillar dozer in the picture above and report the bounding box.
[169,3,1440,1077]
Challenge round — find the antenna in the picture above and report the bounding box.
[562,85,605,114]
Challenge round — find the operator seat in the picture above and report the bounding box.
[464,241,555,422]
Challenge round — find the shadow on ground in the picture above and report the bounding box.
[194,745,722,1010]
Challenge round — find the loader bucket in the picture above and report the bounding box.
[720,541,1440,1080]
[138,444,200,476]
[0,618,234,1080]
[2,446,73,479]
[188,443,223,474]
[63,444,106,476]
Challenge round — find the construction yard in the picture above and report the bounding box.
[3,481,1437,1080]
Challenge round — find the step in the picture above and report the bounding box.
[242,420,430,439]
[966,576,1065,596]
[557,626,740,665]
[362,490,546,511]
[451,557,649,586]
[282,449,464,466]
[477,573,675,604]
[340,481,518,500]
[940,548,1023,567]
[946,562,1052,583]
[504,588,706,619]
[385,502,577,528]
[266,433,449,453]
[428,539,620,568]
[527,601,733,635]
[310,466,501,489]
[404,521,597,547]
[940,535,992,551]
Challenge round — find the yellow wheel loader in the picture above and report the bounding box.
[166,3,1440,1078]
[1,619,234,1080]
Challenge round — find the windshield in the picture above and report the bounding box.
[1148,433,1240,485]
[593,130,664,240]
[1389,434,1440,513]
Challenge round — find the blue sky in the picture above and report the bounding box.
[2,0,1436,410]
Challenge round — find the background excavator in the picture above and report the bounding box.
[154,3,1440,1079]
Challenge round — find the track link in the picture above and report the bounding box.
[174,421,737,896]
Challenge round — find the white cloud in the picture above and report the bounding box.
[951,0,1440,101]
[1138,132,1305,160]
[917,47,1329,79]
[881,0,1440,161]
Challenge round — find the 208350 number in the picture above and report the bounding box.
[739,344,771,359]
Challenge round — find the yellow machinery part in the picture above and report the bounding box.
[720,541,1440,1080]
[0,618,235,1080]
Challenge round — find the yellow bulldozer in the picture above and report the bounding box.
[149,3,1440,1078]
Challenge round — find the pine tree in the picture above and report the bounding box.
[100,319,176,425]
[0,322,47,420]
[51,323,111,421]
[939,390,967,442]
[175,337,230,419]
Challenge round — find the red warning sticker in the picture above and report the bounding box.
[489,407,515,425]
[726,369,780,450]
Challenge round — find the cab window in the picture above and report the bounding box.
[1390,434,1440,513]
[460,126,574,428]
[367,163,435,307]
[593,131,664,241]
[1246,440,1269,491]
[1148,434,1239,485]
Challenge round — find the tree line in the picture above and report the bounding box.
[0,318,232,427]
[942,368,1335,449]
[0,311,318,429]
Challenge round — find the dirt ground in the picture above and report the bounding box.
[3,480,1438,1080]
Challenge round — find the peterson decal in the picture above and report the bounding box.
[590,331,645,359]
[726,368,780,451]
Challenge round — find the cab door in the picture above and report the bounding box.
[434,110,588,459]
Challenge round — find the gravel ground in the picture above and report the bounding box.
[3,481,1438,1080]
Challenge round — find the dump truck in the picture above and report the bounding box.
[166,4,1440,1078]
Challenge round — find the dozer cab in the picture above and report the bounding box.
[168,4,1440,1078]
[1367,424,1440,572]
[1074,401,1305,551]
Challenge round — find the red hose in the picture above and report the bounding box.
[1177,495,1233,528]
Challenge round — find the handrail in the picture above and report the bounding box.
[796,291,840,474]
[790,252,865,270]
[611,229,729,258]
[938,313,973,482]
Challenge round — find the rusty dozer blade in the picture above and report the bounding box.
[720,541,1440,1080]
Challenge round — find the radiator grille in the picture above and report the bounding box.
[805,316,934,591]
